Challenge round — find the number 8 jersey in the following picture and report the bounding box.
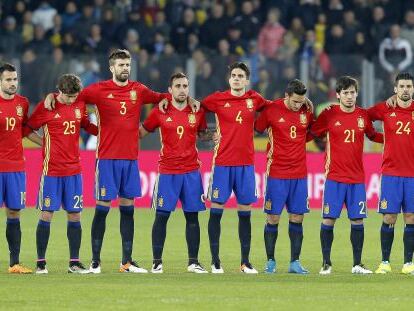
[0,94,29,172]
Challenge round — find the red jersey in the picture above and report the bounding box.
[0,94,29,172]
[202,90,269,166]
[310,105,382,184]
[255,98,313,179]
[143,103,207,174]
[79,80,166,160]
[27,98,98,176]
[368,102,414,177]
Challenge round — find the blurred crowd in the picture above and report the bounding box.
[1,0,414,107]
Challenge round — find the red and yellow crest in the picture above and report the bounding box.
[300,113,307,125]
[246,99,254,110]
[75,108,81,119]
[16,105,23,117]
[188,113,196,124]
[130,90,137,101]
[357,117,365,129]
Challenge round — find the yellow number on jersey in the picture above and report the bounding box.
[344,129,355,143]
[63,121,76,134]
[177,126,184,139]
[290,126,297,139]
[235,111,243,124]
[396,121,411,135]
[5,117,16,131]
[120,101,127,115]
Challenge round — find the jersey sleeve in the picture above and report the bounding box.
[140,84,168,105]
[309,109,329,138]
[201,93,217,112]
[78,83,100,105]
[142,108,160,132]
[21,98,31,137]
[364,114,384,143]
[26,101,49,131]
[254,108,269,133]
[198,109,208,131]
[367,102,385,121]
[254,92,272,112]
[80,108,98,136]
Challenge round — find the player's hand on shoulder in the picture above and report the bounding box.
[44,93,56,110]
[304,97,314,113]
[158,98,169,113]
[212,131,221,145]
[188,97,200,113]
[385,95,397,108]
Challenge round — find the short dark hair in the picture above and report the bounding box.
[335,76,359,93]
[169,72,188,86]
[109,49,131,66]
[395,72,414,85]
[0,63,16,77]
[228,62,250,79]
[286,79,307,96]
[57,74,82,94]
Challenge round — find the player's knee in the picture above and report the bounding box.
[350,218,364,225]
[119,197,134,206]
[67,212,81,222]
[266,214,279,225]
[383,214,397,225]
[322,217,336,226]
[289,213,304,223]
[403,213,414,224]
[40,211,53,222]
[6,208,20,219]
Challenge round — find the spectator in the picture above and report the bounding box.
[20,49,43,104]
[253,68,275,100]
[11,1,27,25]
[123,29,140,55]
[315,13,327,47]
[118,11,151,48]
[187,33,200,54]
[326,0,345,26]
[156,43,183,89]
[342,10,361,50]
[369,6,389,52]
[351,0,372,29]
[74,4,96,42]
[227,25,247,56]
[46,14,63,47]
[21,11,35,43]
[200,3,230,50]
[137,49,152,86]
[400,10,414,50]
[27,25,53,55]
[196,61,220,98]
[79,58,101,87]
[242,40,264,85]
[85,24,111,55]
[170,8,199,54]
[61,32,81,56]
[40,47,70,93]
[288,17,306,49]
[152,32,166,57]
[0,17,23,57]
[101,8,119,42]
[153,11,171,39]
[298,0,322,30]
[232,1,260,40]
[257,8,285,58]
[379,24,413,75]
[61,1,81,32]
[31,0,57,32]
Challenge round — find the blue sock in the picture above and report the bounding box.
[264,223,278,260]
[152,211,170,264]
[67,220,82,262]
[120,205,134,265]
[238,211,251,265]
[320,223,334,265]
[208,208,223,265]
[380,222,394,262]
[6,218,21,266]
[351,223,364,266]
[36,220,51,262]
[289,222,303,262]
[404,224,414,263]
[91,205,110,262]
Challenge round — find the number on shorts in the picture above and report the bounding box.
[358,201,366,215]
[73,195,83,209]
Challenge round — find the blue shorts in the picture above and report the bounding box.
[152,170,205,212]
[378,175,414,214]
[37,174,83,212]
[95,159,141,201]
[322,179,367,219]
[208,165,257,205]
[0,172,26,209]
[264,177,309,215]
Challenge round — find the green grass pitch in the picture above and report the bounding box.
[0,208,413,310]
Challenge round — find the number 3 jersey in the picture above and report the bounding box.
[202,90,269,166]
[142,103,207,174]
[255,98,313,179]
[79,80,166,160]
[0,94,29,172]
[26,97,98,176]
[310,105,383,184]
[368,102,414,177]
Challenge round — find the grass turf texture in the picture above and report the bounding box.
[0,208,412,310]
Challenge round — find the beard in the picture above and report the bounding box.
[398,93,411,101]
[174,95,187,104]
[2,87,17,96]
[115,72,129,82]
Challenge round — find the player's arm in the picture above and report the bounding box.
[365,116,384,143]
[80,109,98,136]
[305,112,316,142]
[367,102,385,122]
[309,109,329,138]
[197,110,213,141]
[200,93,217,113]
[26,132,43,146]
[140,107,159,138]
[24,101,49,143]
[254,107,269,133]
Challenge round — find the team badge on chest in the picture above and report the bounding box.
[357,116,365,129]
[246,98,254,110]
[16,105,23,117]
[75,108,81,119]
[300,113,307,125]
[188,113,196,126]
[130,90,137,102]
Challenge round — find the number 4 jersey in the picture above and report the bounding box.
[368,102,414,177]
[26,97,98,176]
[0,94,29,172]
